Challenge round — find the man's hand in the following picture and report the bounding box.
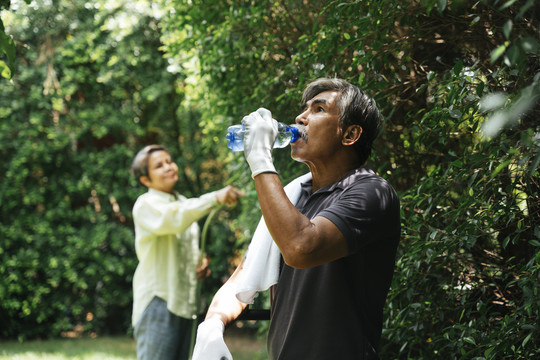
[192,318,233,360]
[242,108,278,178]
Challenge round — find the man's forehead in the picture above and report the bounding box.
[303,90,339,107]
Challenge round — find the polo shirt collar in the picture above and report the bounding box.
[300,166,374,195]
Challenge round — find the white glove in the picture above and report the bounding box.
[191,318,233,360]
[241,108,278,178]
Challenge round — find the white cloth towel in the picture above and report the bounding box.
[235,172,312,304]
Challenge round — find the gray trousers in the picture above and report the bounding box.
[134,297,197,360]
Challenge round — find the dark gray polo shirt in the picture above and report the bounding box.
[268,167,401,360]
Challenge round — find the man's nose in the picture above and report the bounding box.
[295,110,308,125]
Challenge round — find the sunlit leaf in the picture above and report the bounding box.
[491,159,512,177]
[490,44,507,63]
[0,59,11,78]
[479,93,507,112]
[499,0,518,10]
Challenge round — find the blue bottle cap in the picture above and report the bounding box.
[288,126,300,143]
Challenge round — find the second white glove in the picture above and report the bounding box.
[242,108,278,178]
[191,318,233,360]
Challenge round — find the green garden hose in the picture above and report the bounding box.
[188,203,224,359]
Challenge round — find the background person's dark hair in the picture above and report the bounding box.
[130,144,168,183]
[302,78,382,165]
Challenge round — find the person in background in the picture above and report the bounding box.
[193,78,401,360]
[130,144,244,360]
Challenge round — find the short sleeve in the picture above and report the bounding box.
[318,178,400,254]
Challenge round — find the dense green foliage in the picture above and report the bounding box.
[0,0,246,341]
[1,0,538,358]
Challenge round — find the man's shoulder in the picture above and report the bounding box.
[342,167,389,187]
[342,168,398,201]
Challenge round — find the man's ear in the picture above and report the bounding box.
[342,125,363,146]
[139,175,151,188]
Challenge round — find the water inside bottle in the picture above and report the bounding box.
[226,123,301,151]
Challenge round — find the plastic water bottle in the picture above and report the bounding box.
[226,122,300,152]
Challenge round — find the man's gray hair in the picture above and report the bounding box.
[302,78,382,165]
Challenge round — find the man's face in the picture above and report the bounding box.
[290,90,342,163]
[142,150,179,194]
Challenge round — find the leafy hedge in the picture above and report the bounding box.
[0,0,245,340]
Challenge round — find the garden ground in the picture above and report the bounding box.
[0,326,267,360]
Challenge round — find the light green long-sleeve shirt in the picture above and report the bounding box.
[131,188,218,327]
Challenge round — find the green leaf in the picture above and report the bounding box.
[522,333,532,347]
[0,30,15,77]
[0,59,11,79]
[529,240,540,247]
[476,82,485,97]
[503,20,513,39]
[484,347,495,358]
[490,44,507,63]
[470,16,480,26]
[449,108,462,119]
[453,60,463,76]
[520,37,539,54]
[491,159,512,178]
[437,0,447,13]
[517,0,535,19]
[504,44,520,67]
[503,236,511,248]
[499,0,519,11]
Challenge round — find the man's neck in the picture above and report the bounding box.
[307,160,361,192]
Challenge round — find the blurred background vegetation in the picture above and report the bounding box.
[0,0,538,359]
